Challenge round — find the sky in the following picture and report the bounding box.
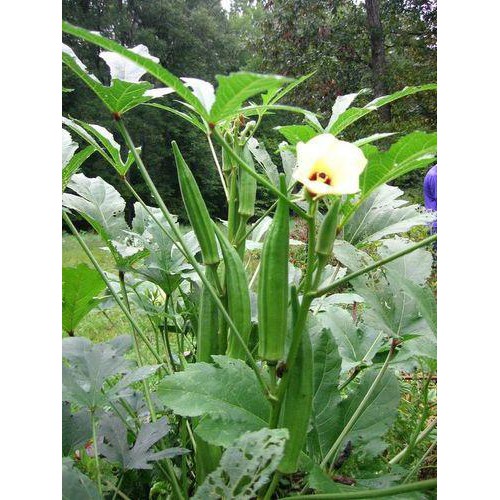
[221,0,231,12]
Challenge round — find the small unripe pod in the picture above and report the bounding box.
[172,141,220,266]
[315,197,341,258]
[213,224,252,360]
[279,331,313,473]
[238,144,257,218]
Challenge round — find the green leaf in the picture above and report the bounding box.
[274,124,317,145]
[328,84,436,135]
[326,89,369,132]
[353,132,397,147]
[359,132,437,198]
[62,457,100,500]
[62,402,92,456]
[210,72,291,122]
[62,173,128,241]
[157,356,271,447]
[63,145,96,191]
[62,22,207,118]
[62,336,134,408]
[339,367,401,457]
[308,328,343,460]
[62,264,106,335]
[343,184,435,246]
[193,428,288,500]
[99,415,188,470]
[317,307,385,374]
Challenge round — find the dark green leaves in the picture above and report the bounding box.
[157,356,271,447]
[62,458,100,500]
[62,403,92,456]
[62,264,105,335]
[99,415,188,470]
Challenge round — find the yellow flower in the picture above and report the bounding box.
[293,133,367,198]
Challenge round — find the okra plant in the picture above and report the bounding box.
[62,21,437,499]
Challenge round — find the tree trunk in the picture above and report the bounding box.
[365,0,391,122]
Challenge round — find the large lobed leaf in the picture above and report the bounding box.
[157,356,271,447]
[344,184,435,246]
[193,428,288,500]
[62,457,100,500]
[99,415,188,470]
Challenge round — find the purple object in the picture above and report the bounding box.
[423,165,437,232]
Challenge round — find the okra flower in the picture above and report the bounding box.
[293,133,367,198]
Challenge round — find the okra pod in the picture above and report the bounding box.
[238,144,257,218]
[315,197,341,258]
[172,141,220,266]
[213,224,252,360]
[278,330,313,474]
[197,271,219,363]
[258,175,290,361]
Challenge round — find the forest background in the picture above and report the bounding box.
[62,0,436,223]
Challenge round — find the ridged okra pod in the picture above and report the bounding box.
[315,197,341,259]
[197,271,219,363]
[213,224,251,360]
[257,175,289,361]
[278,330,313,474]
[172,141,220,265]
[238,144,257,218]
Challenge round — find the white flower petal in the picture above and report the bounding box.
[99,44,159,83]
[181,77,215,112]
[144,87,176,98]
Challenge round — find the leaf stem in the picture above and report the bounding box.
[321,340,398,470]
[91,411,103,497]
[310,234,437,298]
[403,437,437,483]
[280,478,437,499]
[389,418,437,465]
[206,132,229,200]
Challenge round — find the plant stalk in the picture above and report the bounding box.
[280,478,437,499]
[321,340,397,470]
[390,418,437,465]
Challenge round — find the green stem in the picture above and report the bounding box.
[91,411,103,497]
[237,200,277,246]
[213,128,310,220]
[390,418,437,465]
[281,478,437,499]
[115,119,271,398]
[262,471,281,500]
[321,341,397,470]
[163,299,177,372]
[111,474,124,500]
[403,437,437,484]
[400,372,434,464]
[62,212,163,365]
[310,234,437,298]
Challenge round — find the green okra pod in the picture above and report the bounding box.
[197,271,219,363]
[172,141,220,265]
[278,330,314,474]
[213,224,252,360]
[315,197,341,258]
[238,144,257,218]
[258,174,290,361]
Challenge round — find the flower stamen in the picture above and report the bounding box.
[309,171,332,185]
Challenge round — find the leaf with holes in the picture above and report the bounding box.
[62,264,105,335]
[99,415,188,470]
[193,428,288,499]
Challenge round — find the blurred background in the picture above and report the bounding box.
[62,0,436,222]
